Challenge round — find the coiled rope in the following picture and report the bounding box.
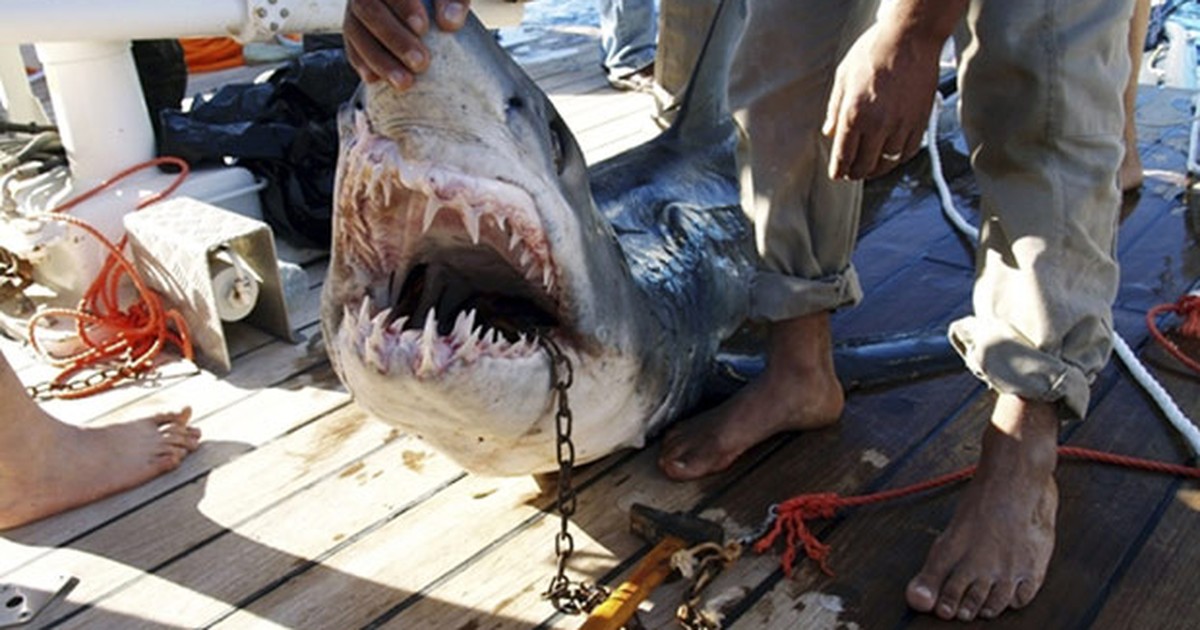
[24,156,194,399]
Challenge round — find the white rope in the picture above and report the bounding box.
[925,94,1200,457]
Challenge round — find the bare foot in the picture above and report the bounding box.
[0,402,200,530]
[905,394,1059,621]
[658,312,844,480]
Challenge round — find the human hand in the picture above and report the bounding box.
[343,0,472,90]
[822,21,943,181]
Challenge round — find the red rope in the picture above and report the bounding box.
[752,446,1200,577]
[1146,295,1200,375]
[26,157,194,399]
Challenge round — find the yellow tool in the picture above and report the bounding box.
[580,503,724,630]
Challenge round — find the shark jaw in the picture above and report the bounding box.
[324,112,653,475]
[332,110,564,380]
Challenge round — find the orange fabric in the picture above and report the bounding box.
[180,37,245,74]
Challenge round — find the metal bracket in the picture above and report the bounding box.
[243,0,292,40]
[124,197,298,373]
[0,574,78,628]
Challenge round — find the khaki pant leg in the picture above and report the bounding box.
[950,0,1134,418]
[731,0,879,321]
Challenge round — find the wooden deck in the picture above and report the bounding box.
[4,11,1200,630]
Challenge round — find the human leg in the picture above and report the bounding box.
[0,353,200,529]
[908,0,1131,619]
[1121,0,1151,191]
[596,0,657,85]
[658,0,879,480]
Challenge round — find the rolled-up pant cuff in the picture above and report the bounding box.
[749,265,863,322]
[949,316,1094,419]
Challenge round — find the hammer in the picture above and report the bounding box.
[579,503,724,630]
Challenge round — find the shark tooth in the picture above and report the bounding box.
[423,198,441,233]
[370,309,391,346]
[509,231,521,251]
[451,310,473,342]
[456,310,480,358]
[371,306,391,328]
[417,309,439,376]
[357,298,372,327]
[464,208,481,245]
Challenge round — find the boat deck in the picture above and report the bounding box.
[3,7,1200,629]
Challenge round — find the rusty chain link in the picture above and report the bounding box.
[538,335,610,616]
[24,365,141,401]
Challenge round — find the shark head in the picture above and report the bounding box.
[321,13,665,475]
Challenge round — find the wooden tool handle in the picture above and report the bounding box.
[578,536,689,630]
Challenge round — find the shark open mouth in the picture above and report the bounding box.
[335,122,566,378]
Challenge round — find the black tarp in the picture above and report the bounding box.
[160,49,359,249]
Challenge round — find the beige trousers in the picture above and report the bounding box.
[727,0,1132,417]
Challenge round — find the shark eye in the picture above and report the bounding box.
[549,119,566,174]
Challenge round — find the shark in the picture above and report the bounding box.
[320,0,956,476]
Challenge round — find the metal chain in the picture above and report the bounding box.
[538,335,610,616]
[673,509,776,630]
[674,541,743,630]
[25,364,149,401]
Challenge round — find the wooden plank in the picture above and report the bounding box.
[1089,326,1200,630]
[210,451,641,629]
[718,306,1187,629]
[364,447,717,629]
[627,372,986,630]
[55,429,465,629]
[720,388,993,630]
[662,180,1195,624]
[1090,490,1200,630]
[5,398,389,628]
[0,361,348,577]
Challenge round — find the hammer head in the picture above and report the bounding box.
[629,503,724,546]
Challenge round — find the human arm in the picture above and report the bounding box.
[343,0,471,89]
[823,0,967,181]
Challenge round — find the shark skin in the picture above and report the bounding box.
[321,0,756,475]
[320,0,961,475]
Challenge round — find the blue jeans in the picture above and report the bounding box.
[598,0,657,79]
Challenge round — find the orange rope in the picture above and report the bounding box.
[1146,295,1200,375]
[26,157,194,399]
[752,446,1200,577]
